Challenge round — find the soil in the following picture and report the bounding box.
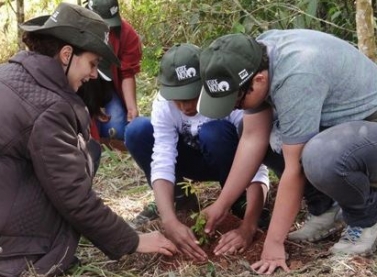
[98,138,342,274]
[154,210,339,272]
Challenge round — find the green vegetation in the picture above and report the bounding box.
[1,0,377,276]
[179,179,210,245]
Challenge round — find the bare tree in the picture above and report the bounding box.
[16,0,25,50]
[356,0,376,61]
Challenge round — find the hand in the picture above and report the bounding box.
[213,224,256,255]
[163,218,207,261]
[202,202,229,235]
[250,240,290,275]
[136,231,177,256]
[127,108,139,122]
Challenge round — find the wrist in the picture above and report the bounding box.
[215,197,232,212]
[161,214,179,226]
[239,220,257,234]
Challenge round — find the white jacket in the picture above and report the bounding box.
[151,93,269,188]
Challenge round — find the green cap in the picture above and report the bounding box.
[198,33,262,118]
[158,43,202,100]
[87,0,121,27]
[19,2,120,66]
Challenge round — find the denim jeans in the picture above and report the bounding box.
[98,91,128,140]
[262,146,334,217]
[301,120,377,227]
[124,116,247,218]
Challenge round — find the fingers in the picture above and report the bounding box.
[214,230,249,255]
[204,216,216,235]
[179,239,207,261]
[158,247,174,256]
[166,225,207,261]
[251,259,290,275]
[181,231,207,261]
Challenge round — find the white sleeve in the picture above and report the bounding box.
[150,95,179,185]
[251,164,270,190]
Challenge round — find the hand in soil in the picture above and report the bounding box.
[250,240,290,274]
[214,225,256,255]
[136,231,177,256]
[202,202,229,235]
[163,218,207,261]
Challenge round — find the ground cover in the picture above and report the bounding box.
[62,142,377,277]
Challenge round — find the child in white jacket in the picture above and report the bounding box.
[125,43,269,261]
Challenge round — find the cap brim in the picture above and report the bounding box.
[98,68,112,81]
[160,79,202,100]
[104,14,121,27]
[197,87,238,118]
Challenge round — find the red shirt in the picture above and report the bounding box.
[109,19,142,103]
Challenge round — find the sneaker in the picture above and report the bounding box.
[331,223,377,255]
[134,201,159,225]
[288,205,344,242]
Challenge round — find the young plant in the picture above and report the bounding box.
[178,179,209,245]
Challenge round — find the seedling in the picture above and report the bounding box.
[178,179,210,245]
[190,211,209,245]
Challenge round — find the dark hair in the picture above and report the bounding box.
[77,78,113,117]
[22,32,85,57]
[257,42,269,72]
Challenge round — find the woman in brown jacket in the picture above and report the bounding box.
[0,3,176,276]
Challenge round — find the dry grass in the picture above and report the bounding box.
[50,147,377,277]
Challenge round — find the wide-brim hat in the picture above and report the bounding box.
[20,2,119,66]
[158,43,202,100]
[198,33,262,118]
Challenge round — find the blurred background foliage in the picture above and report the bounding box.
[0,0,376,114]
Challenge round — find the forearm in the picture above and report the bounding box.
[266,171,305,244]
[216,109,272,210]
[152,179,177,223]
[121,77,137,111]
[240,182,268,232]
[217,140,268,210]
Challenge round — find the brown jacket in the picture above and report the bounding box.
[0,51,139,277]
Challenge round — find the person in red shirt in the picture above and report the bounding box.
[87,0,142,141]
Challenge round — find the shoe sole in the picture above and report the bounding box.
[331,235,377,256]
[289,221,345,243]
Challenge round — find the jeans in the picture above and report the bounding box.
[125,116,247,218]
[263,147,334,217]
[98,91,128,140]
[302,121,377,227]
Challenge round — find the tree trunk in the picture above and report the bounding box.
[16,0,25,50]
[355,0,376,61]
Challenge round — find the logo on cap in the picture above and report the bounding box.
[175,65,197,81]
[104,31,109,43]
[206,79,230,93]
[50,11,60,22]
[109,6,118,15]
[238,69,249,80]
